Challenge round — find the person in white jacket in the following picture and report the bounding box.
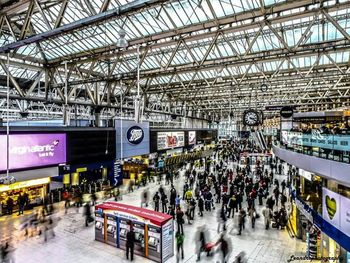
[262,205,272,230]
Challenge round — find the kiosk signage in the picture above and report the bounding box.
[95,202,174,263]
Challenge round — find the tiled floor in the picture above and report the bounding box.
[1,161,307,263]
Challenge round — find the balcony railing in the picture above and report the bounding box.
[279,130,350,163]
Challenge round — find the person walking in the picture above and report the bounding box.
[215,233,230,263]
[217,206,227,233]
[227,194,236,218]
[176,231,184,262]
[237,208,246,235]
[248,207,256,229]
[170,185,177,210]
[126,224,135,261]
[262,206,272,230]
[84,202,93,227]
[198,196,204,217]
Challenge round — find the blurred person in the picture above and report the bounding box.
[195,226,209,261]
[234,251,247,263]
[141,189,149,208]
[215,233,231,263]
[84,202,93,227]
[126,224,135,261]
[217,206,227,233]
[0,239,15,263]
[63,190,70,214]
[91,192,97,206]
[6,197,13,215]
[44,215,56,242]
[262,205,272,230]
[175,231,184,262]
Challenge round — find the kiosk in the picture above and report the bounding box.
[95,202,174,263]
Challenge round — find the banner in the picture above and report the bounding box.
[188,131,196,145]
[0,133,66,171]
[157,131,184,150]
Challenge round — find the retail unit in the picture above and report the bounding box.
[95,202,174,263]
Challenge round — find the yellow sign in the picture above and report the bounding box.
[343,110,350,116]
[0,177,50,192]
[76,167,87,173]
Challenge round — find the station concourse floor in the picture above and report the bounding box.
[1,162,307,263]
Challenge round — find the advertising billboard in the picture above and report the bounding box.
[157,132,184,150]
[322,188,350,237]
[0,133,66,171]
[188,131,196,145]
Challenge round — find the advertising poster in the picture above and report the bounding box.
[157,132,184,150]
[322,188,341,229]
[161,219,174,262]
[340,194,350,237]
[188,131,196,145]
[0,133,66,171]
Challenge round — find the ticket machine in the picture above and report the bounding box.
[118,218,130,249]
[147,225,161,262]
[106,214,117,247]
[132,222,145,256]
[95,212,104,242]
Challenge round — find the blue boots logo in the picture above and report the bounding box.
[126,126,144,145]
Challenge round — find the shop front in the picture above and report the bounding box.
[0,132,67,215]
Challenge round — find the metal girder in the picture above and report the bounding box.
[0,0,169,53]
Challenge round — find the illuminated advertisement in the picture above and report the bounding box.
[188,131,196,145]
[0,133,66,171]
[157,132,184,150]
[322,188,350,237]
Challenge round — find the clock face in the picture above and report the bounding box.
[243,110,260,126]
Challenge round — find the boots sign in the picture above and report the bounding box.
[126,126,144,145]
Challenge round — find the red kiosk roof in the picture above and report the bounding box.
[95,201,173,226]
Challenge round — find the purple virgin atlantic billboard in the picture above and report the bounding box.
[0,133,66,171]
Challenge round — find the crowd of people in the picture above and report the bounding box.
[145,139,292,263]
[0,138,294,263]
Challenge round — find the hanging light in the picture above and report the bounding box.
[116,28,128,48]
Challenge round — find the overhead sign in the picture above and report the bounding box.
[0,133,66,171]
[280,106,294,118]
[115,120,150,159]
[188,131,196,145]
[157,131,185,150]
[126,126,144,145]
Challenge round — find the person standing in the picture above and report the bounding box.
[161,193,168,213]
[6,197,13,215]
[17,193,26,216]
[170,185,177,210]
[126,225,135,261]
[176,231,184,262]
[153,192,160,212]
[176,207,185,234]
[227,194,236,218]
